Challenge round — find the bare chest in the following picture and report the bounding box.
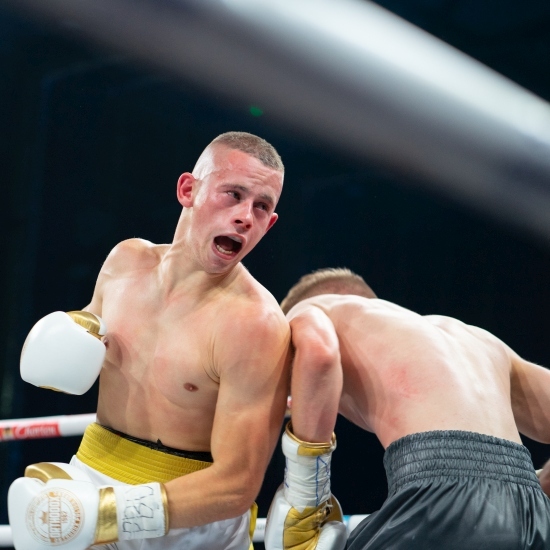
[100,276,220,408]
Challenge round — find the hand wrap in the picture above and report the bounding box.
[264,423,347,550]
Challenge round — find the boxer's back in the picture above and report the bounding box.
[313,294,521,448]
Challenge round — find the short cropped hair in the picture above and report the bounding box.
[280,268,377,314]
[211,131,284,172]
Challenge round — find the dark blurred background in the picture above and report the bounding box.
[1,1,550,548]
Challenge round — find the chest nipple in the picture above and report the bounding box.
[184,382,198,392]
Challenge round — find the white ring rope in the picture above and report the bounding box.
[0,412,368,545]
[0,413,96,441]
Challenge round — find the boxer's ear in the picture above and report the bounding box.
[265,212,278,233]
[177,173,196,207]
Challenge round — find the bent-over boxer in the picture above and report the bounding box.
[266,267,550,550]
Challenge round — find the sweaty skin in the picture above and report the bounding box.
[83,144,291,529]
[288,294,550,449]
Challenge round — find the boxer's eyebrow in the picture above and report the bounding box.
[223,183,248,194]
[223,184,275,209]
[257,192,275,209]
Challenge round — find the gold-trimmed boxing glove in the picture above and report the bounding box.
[264,423,347,550]
[8,462,168,550]
[20,311,107,395]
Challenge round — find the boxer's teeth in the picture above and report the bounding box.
[216,244,235,255]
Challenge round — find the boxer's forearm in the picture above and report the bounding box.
[164,463,260,528]
[288,310,342,443]
[290,343,342,443]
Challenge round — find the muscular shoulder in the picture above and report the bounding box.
[426,314,499,342]
[216,272,289,350]
[425,314,514,358]
[101,238,164,277]
[233,287,288,338]
[288,294,393,323]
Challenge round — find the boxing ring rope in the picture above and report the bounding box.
[0,414,96,442]
[0,413,368,546]
[2,0,546,541]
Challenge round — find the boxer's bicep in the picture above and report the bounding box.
[209,311,290,497]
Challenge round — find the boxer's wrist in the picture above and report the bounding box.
[284,422,336,456]
[110,483,169,542]
[265,424,346,550]
[282,422,336,509]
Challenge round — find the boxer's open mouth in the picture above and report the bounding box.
[214,236,243,255]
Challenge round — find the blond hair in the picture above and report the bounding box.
[210,131,284,172]
[280,268,376,313]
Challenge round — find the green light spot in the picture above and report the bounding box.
[249,106,264,117]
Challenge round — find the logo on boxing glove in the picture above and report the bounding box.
[26,488,84,545]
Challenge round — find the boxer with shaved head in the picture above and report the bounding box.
[11,132,291,550]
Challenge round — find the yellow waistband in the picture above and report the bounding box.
[76,423,212,484]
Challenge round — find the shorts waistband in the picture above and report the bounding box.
[384,430,540,494]
[76,423,212,484]
[102,425,213,462]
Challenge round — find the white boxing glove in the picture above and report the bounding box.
[8,462,169,550]
[20,311,107,395]
[264,423,347,550]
